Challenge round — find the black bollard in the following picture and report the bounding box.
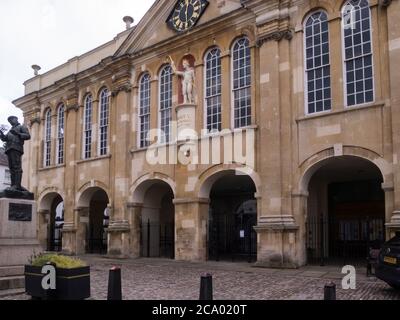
[324,282,336,300]
[199,273,213,300]
[107,267,122,300]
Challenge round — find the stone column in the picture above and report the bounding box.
[37,209,50,250]
[255,29,299,268]
[127,202,143,258]
[174,198,209,261]
[386,0,400,233]
[75,207,89,255]
[107,213,130,258]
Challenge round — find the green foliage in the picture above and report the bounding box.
[31,253,87,269]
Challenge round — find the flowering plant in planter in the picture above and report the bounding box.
[25,253,90,300]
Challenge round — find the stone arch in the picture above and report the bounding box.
[95,85,111,100]
[196,164,261,199]
[130,172,176,203]
[297,1,336,22]
[38,187,65,211]
[77,181,111,207]
[298,146,391,193]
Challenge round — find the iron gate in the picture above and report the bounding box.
[208,215,257,262]
[306,215,385,266]
[140,220,175,259]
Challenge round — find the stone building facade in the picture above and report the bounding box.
[13,0,400,268]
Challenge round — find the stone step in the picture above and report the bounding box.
[0,288,25,298]
[0,276,25,291]
[0,266,24,278]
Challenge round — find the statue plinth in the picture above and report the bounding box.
[0,188,34,200]
[0,197,42,266]
[176,103,197,142]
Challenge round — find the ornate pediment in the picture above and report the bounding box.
[115,0,242,57]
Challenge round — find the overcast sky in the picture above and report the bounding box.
[0,0,155,126]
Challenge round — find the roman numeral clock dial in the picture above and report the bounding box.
[167,0,209,32]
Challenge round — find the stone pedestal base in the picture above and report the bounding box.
[254,215,301,269]
[0,198,42,266]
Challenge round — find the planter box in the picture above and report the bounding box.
[24,265,90,300]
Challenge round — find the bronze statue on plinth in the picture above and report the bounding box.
[0,116,33,200]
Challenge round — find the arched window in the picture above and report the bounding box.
[232,37,251,128]
[44,109,52,167]
[99,88,110,156]
[205,48,222,132]
[159,65,173,144]
[139,73,151,148]
[83,94,93,159]
[342,0,374,106]
[56,104,65,165]
[304,11,331,114]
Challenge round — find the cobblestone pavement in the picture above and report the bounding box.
[2,256,400,300]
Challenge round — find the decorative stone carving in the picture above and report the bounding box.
[30,117,41,126]
[257,29,294,47]
[379,0,392,7]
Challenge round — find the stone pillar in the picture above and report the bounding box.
[174,198,209,261]
[127,202,142,258]
[387,0,400,232]
[37,209,50,250]
[61,222,76,255]
[107,212,130,258]
[255,29,299,268]
[382,182,395,238]
[291,192,309,267]
[75,207,89,255]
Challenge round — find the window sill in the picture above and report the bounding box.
[76,154,111,164]
[296,100,386,123]
[38,164,66,172]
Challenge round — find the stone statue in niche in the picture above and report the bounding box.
[168,56,196,104]
[0,116,33,200]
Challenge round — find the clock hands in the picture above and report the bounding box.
[185,0,190,24]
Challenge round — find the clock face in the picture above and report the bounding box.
[167,0,209,32]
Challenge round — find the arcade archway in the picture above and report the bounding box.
[304,156,385,265]
[206,171,257,262]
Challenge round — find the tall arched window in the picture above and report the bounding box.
[56,104,65,165]
[139,73,151,148]
[205,48,222,132]
[232,37,251,128]
[159,65,173,144]
[99,88,110,156]
[83,94,93,159]
[44,109,52,167]
[342,0,374,106]
[304,11,331,114]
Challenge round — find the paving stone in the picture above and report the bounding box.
[2,257,399,300]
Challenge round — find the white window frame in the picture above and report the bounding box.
[56,104,65,165]
[98,88,110,156]
[303,10,332,115]
[158,65,173,144]
[204,47,222,133]
[44,109,52,167]
[138,73,151,149]
[341,0,375,108]
[83,94,93,159]
[231,36,252,129]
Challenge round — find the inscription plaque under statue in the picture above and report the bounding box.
[8,203,32,222]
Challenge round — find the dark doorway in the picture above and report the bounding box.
[306,157,385,266]
[48,195,64,252]
[87,189,109,254]
[208,174,257,262]
[140,182,175,259]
